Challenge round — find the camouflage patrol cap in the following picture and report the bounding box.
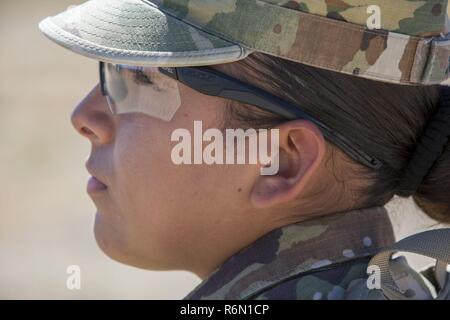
[39,0,450,85]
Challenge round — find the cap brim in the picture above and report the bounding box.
[39,0,251,67]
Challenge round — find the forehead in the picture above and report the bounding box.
[109,60,247,80]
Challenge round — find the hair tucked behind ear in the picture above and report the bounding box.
[222,52,449,222]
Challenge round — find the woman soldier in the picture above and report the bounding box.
[39,0,450,299]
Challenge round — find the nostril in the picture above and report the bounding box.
[81,127,94,136]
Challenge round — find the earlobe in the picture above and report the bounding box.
[250,120,326,208]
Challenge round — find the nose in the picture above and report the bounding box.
[71,83,115,145]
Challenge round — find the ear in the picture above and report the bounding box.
[250,120,326,208]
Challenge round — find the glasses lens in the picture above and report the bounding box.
[103,63,181,121]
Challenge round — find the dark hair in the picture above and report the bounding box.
[223,52,449,223]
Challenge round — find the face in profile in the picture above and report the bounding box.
[71,63,272,277]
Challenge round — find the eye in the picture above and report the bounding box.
[133,69,154,85]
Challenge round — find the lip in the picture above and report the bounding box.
[85,160,108,194]
[87,176,107,194]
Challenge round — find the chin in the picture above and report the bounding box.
[93,213,176,271]
[94,215,126,262]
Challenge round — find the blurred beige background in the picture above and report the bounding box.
[0,0,443,300]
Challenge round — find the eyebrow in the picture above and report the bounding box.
[133,69,154,85]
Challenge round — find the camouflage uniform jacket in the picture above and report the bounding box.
[184,206,396,300]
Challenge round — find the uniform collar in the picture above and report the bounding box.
[184,206,395,300]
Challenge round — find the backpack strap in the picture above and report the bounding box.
[368,228,450,300]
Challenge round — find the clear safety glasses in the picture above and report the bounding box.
[99,62,182,121]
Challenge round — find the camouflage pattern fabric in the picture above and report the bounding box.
[39,0,450,85]
[185,206,450,300]
[260,0,449,37]
[184,206,397,300]
[154,0,450,84]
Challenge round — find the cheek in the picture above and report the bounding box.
[110,116,211,249]
[109,120,214,247]
[112,117,175,222]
